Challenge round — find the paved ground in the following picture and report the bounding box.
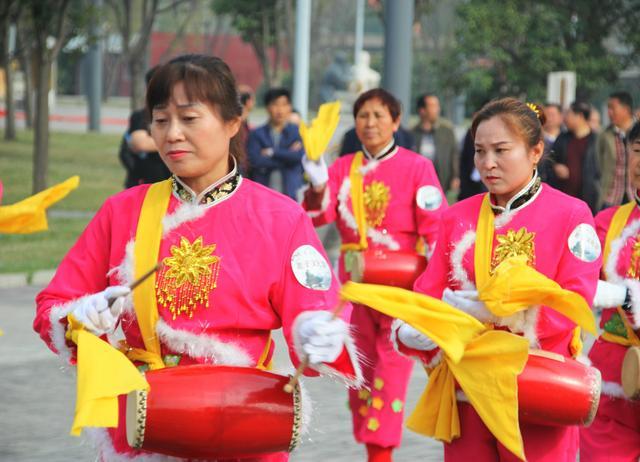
[0,285,443,461]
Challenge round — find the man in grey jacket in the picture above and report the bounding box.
[412,93,459,193]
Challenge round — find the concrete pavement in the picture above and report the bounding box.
[0,285,443,461]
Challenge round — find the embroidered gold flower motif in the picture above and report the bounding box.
[492,227,536,271]
[156,236,221,319]
[627,237,640,279]
[364,181,391,227]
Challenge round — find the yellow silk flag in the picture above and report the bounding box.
[66,315,149,436]
[0,176,79,234]
[299,101,341,161]
[340,282,529,460]
[478,255,598,336]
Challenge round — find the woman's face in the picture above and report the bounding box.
[628,139,640,190]
[355,98,400,154]
[150,82,240,192]
[474,116,543,206]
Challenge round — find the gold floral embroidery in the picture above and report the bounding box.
[156,236,221,319]
[363,181,391,227]
[627,237,640,279]
[492,227,536,271]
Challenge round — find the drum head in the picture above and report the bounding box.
[125,388,148,449]
[621,346,640,400]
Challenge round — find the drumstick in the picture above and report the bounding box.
[284,299,346,393]
[107,262,163,307]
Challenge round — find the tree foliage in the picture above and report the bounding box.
[443,0,640,109]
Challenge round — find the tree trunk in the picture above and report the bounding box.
[32,53,50,193]
[129,56,144,111]
[2,20,16,140]
[17,45,32,128]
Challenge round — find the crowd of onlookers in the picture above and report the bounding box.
[117,68,639,214]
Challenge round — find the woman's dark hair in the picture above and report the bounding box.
[471,97,547,148]
[570,101,591,120]
[146,54,245,167]
[628,121,640,145]
[352,88,401,121]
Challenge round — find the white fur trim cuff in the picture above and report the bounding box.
[601,381,627,399]
[623,279,640,329]
[305,185,331,219]
[292,310,364,388]
[155,319,253,367]
[49,299,83,366]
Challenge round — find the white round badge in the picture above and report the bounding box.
[291,245,332,291]
[567,223,601,263]
[416,185,443,211]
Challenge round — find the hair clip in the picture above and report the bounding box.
[526,102,542,120]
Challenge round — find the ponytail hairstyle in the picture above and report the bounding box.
[471,97,547,149]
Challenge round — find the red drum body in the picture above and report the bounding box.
[126,365,302,459]
[349,249,427,289]
[518,350,601,426]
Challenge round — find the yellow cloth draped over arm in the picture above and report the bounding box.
[66,315,149,436]
[0,176,79,234]
[340,282,529,460]
[299,101,341,161]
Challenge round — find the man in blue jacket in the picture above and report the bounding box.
[247,88,304,199]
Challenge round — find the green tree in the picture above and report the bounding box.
[447,0,640,108]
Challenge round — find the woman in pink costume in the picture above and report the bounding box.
[395,98,600,461]
[580,121,640,461]
[301,88,447,462]
[34,54,362,462]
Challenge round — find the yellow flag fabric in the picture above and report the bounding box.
[340,282,529,459]
[479,255,597,335]
[341,152,369,252]
[299,101,341,161]
[133,179,172,358]
[0,176,79,234]
[66,315,148,436]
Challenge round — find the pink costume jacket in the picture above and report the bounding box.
[303,145,447,448]
[412,177,600,461]
[34,167,360,462]
[580,202,640,462]
[304,146,446,266]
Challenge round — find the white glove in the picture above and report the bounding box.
[396,321,437,351]
[301,155,329,187]
[296,311,348,365]
[72,286,130,335]
[442,288,495,323]
[592,280,628,309]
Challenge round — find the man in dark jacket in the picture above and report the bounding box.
[549,101,600,212]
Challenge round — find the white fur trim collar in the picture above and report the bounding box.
[450,230,476,290]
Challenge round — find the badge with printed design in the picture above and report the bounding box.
[568,223,601,263]
[291,245,332,290]
[416,185,442,211]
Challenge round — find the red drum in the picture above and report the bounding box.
[348,249,427,289]
[518,350,601,426]
[126,365,302,459]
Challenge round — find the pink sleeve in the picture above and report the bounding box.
[414,159,448,251]
[302,158,344,227]
[555,204,601,307]
[33,199,115,362]
[414,216,452,299]
[272,210,361,384]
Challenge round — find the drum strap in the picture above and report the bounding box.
[340,151,368,252]
[133,179,173,367]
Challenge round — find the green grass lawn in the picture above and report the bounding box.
[0,130,125,274]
